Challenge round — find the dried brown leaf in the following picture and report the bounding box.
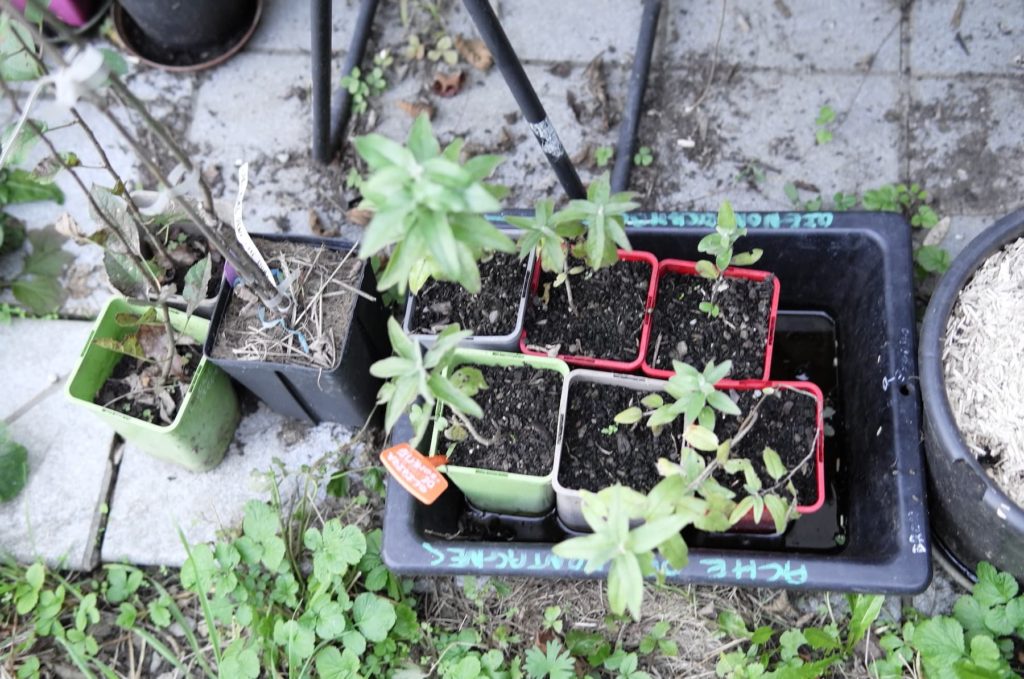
[309,208,338,237]
[396,100,435,119]
[431,70,466,98]
[455,36,492,72]
[346,208,373,227]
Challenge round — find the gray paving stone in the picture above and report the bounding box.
[909,0,1024,76]
[908,76,1024,216]
[665,0,901,73]
[0,320,116,570]
[372,61,629,207]
[248,0,359,54]
[935,214,1004,263]
[633,67,901,210]
[101,404,355,567]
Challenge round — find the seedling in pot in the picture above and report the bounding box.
[554,360,807,620]
[353,113,515,296]
[694,200,763,318]
[371,317,487,448]
[514,173,639,315]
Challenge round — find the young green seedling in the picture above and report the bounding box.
[557,361,803,619]
[695,200,763,317]
[507,198,585,309]
[557,172,640,271]
[354,114,515,295]
[370,317,488,447]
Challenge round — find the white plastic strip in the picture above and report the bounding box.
[233,162,276,287]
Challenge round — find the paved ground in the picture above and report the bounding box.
[2,0,1021,630]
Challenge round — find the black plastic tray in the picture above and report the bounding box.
[382,211,932,592]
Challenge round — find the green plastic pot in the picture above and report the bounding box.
[66,298,240,472]
[430,349,569,516]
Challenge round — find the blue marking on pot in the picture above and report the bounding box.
[485,211,835,229]
[419,542,809,584]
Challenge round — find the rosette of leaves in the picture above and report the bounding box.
[508,198,585,304]
[353,114,515,295]
[555,172,639,271]
[695,200,762,279]
[370,317,487,446]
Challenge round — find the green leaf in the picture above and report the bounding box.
[315,647,361,679]
[847,594,885,648]
[804,627,841,652]
[103,251,149,298]
[22,226,71,278]
[608,552,644,620]
[729,496,756,526]
[99,48,129,76]
[1,119,45,169]
[974,563,1018,606]
[706,390,741,416]
[273,619,316,664]
[763,494,790,535]
[912,616,965,666]
[640,393,664,409]
[628,515,688,552]
[683,424,718,452]
[695,259,718,279]
[916,245,951,274]
[762,447,786,481]
[717,200,736,230]
[2,169,63,205]
[242,500,280,544]
[615,406,643,425]
[352,593,396,642]
[0,16,41,81]
[429,374,483,419]
[182,255,212,316]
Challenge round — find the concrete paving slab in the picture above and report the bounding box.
[101,404,356,567]
[634,67,901,210]
[248,0,359,54]
[908,76,1024,216]
[937,214,1004,262]
[0,319,116,570]
[665,0,901,74]
[372,61,629,207]
[909,0,1024,76]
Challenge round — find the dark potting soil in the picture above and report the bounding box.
[409,253,527,336]
[525,258,651,362]
[118,2,258,68]
[647,271,774,378]
[443,365,562,476]
[558,381,819,506]
[714,386,819,504]
[558,381,683,493]
[95,345,202,425]
[210,239,361,370]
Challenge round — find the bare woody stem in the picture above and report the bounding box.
[0,77,178,382]
[1,3,283,310]
[450,410,495,447]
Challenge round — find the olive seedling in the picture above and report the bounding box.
[511,173,638,313]
[354,114,515,296]
[556,360,802,620]
[370,317,489,447]
[695,200,763,317]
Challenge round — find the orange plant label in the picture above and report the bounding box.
[379,443,448,505]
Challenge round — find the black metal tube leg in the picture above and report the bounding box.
[311,0,332,163]
[612,0,662,193]
[328,0,381,155]
[462,0,586,199]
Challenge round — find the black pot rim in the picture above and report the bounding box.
[919,208,1024,525]
[112,0,262,73]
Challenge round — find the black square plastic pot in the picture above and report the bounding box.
[204,234,388,426]
[381,211,931,593]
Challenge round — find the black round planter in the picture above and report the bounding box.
[115,0,261,71]
[920,208,1024,581]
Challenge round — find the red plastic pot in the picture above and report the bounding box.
[520,249,658,372]
[642,259,780,387]
[729,380,826,533]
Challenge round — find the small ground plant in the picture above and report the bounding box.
[370,317,487,447]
